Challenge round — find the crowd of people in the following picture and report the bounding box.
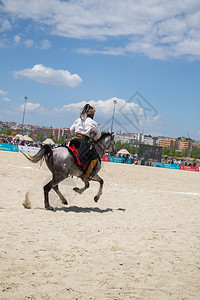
[0,136,42,148]
[163,156,197,167]
[0,135,199,167]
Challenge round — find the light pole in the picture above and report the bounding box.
[111,99,117,133]
[22,96,28,131]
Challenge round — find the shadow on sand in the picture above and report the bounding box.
[54,206,126,214]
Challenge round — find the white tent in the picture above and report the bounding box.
[42,138,55,145]
[117,148,130,155]
[20,135,33,142]
[15,134,23,139]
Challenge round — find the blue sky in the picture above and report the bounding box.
[0,0,200,139]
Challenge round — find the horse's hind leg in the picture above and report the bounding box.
[44,180,54,210]
[53,185,68,205]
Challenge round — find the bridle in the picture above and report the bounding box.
[95,134,115,156]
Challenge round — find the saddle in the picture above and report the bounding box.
[65,136,100,173]
[67,145,88,172]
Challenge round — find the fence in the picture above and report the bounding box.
[0,146,199,172]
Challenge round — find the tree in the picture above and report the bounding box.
[162,147,170,155]
[6,128,12,135]
[182,148,189,158]
[190,148,200,159]
[38,133,45,142]
[1,128,6,134]
[29,131,33,139]
[57,136,65,145]
[114,140,138,154]
[169,146,175,157]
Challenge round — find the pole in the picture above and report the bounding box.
[22,96,28,131]
[111,99,117,133]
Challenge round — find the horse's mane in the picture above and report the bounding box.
[96,131,112,142]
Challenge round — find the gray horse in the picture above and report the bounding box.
[21,132,116,210]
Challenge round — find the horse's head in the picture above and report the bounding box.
[106,133,117,156]
[96,132,117,156]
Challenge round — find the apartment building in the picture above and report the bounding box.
[156,137,177,149]
[114,133,156,146]
[115,133,142,144]
[178,140,192,151]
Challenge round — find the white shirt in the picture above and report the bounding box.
[70,117,101,140]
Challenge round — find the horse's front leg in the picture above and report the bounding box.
[53,185,68,205]
[92,175,104,203]
[73,178,90,194]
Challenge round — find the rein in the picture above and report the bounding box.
[95,135,113,157]
[95,141,105,155]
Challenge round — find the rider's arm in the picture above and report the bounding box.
[92,120,101,140]
[70,121,76,136]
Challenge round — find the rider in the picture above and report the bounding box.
[70,104,101,178]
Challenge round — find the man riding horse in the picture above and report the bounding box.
[70,104,101,179]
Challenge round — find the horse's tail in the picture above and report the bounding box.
[19,144,53,164]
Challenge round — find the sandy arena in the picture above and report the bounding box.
[0,150,200,299]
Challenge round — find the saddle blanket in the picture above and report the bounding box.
[67,145,88,172]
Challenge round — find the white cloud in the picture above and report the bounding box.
[0,19,11,32]
[1,0,200,59]
[56,98,140,115]
[24,39,34,48]
[14,35,21,44]
[41,39,51,49]
[20,102,42,112]
[54,97,160,133]
[14,64,82,87]
[0,89,7,96]
[13,35,51,49]
[0,89,11,101]
[2,97,11,102]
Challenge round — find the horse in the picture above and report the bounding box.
[20,132,116,210]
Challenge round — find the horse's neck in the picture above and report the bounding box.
[94,139,107,157]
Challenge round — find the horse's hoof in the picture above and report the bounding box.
[94,195,99,203]
[62,200,68,205]
[46,205,54,211]
[62,199,68,205]
[73,187,81,194]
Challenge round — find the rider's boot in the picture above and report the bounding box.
[84,159,98,179]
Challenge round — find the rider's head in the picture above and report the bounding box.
[80,104,96,119]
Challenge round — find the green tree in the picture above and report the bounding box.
[162,147,170,155]
[114,140,138,154]
[57,136,65,145]
[190,148,200,159]
[29,131,33,138]
[182,148,189,158]
[38,133,45,142]
[115,140,122,151]
[175,150,182,157]
[169,146,176,157]
[47,133,53,139]
[6,128,12,135]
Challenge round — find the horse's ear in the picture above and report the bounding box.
[111,132,116,139]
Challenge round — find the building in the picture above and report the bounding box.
[115,133,156,146]
[142,136,156,146]
[178,140,192,151]
[2,121,71,140]
[191,141,200,149]
[115,133,142,145]
[156,137,177,149]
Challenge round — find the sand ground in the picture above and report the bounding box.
[0,150,200,300]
